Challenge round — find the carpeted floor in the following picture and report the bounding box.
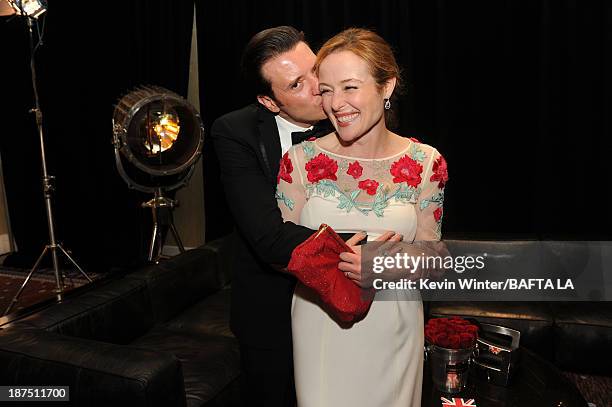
[562,371,612,407]
[0,266,100,315]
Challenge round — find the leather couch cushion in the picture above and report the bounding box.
[131,327,239,406]
[7,278,154,344]
[0,327,187,407]
[429,301,556,361]
[125,247,222,323]
[164,289,234,339]
[552,302,612,375]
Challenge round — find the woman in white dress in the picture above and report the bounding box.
[276,28,448,407]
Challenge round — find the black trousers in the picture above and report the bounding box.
[239,343,296,407]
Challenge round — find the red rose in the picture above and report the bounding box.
[460,333,475,348]
[425,328,436,343]
[450,317,469,324]
[426,317,478,349]
[347,161,363,179]
[434,332,449,348]
[433,207,443,222]
[430,155,448,189]
[390,155,423,187]
[307,137,317,141]
[358,179,379,196]
[427,318,446,328]
[409,137,420,143]
[448,334,461,349]
[277,152,293,184]
[305,153,338,183]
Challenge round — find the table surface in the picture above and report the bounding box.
[422,347,588,407]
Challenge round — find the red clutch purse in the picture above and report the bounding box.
[287,224,373,322]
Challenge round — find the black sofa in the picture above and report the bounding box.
[0,241,238,407]
[0,239,610,406]
[428,240,612,376]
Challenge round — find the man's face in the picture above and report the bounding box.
[258,42,326,127]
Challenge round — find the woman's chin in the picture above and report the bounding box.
[336,130,363,145]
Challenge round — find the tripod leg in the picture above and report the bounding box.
[57,245,93,282]
[148,205,159,262]
[3,246,48,316]
[49,245,64,301]
[169,223,185,253]
[154,221,164,263]
[148,223,158,262]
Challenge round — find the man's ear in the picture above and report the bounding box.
[257,95,280,114]
[383,77,397,100]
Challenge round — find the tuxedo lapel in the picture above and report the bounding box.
[256,106,282,184]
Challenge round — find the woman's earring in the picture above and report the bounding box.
[384,99,391,110]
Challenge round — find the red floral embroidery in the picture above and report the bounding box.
[434,207,443,222]
[409,137,421,143]
[358,179,379,195]
[277,152,293,184]
[430,155,448,189]
[390,155,423,187]
[305,153,338,183]
[347,161,363,179]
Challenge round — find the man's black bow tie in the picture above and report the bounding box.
[291,120,333,145]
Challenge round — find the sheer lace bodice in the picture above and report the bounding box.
[276,138,447,241]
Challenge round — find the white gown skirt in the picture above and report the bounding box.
[291,284,423,407]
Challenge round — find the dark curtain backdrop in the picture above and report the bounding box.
[1,1,610,273]
[197,0,611,241]
[1,1,193,271]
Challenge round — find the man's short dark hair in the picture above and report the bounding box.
[241,26,305,99]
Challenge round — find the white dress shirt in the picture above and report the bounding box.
[274,115,313,155]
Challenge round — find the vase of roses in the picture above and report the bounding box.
[425,316,479,393]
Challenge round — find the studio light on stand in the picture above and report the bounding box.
[7,0,46,18]
[112,85,203,263]
[3,0,93,316]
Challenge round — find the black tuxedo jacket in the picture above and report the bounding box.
[210,104,315,348]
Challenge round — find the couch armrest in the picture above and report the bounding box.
[125,246,224,324]
[0,327,186,407]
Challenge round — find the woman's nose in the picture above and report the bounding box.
[331,92,345,111]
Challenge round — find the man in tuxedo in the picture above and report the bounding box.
[209,26,336,406]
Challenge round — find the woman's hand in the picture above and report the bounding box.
[339,231,403,288]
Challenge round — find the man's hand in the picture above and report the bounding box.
[339,231,404,288]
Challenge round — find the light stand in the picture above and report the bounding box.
[143,188,185,263]
[3,6,92,316]
[112,85,203,265]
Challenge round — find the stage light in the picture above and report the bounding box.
[112,85,204,262]
[113,85,203,182]
[3,0,92,317]
[7,0,47,18]
[147,110,180,154]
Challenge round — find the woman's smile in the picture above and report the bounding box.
[335,112,360,126]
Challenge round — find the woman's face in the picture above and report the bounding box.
[318,50,393,143]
